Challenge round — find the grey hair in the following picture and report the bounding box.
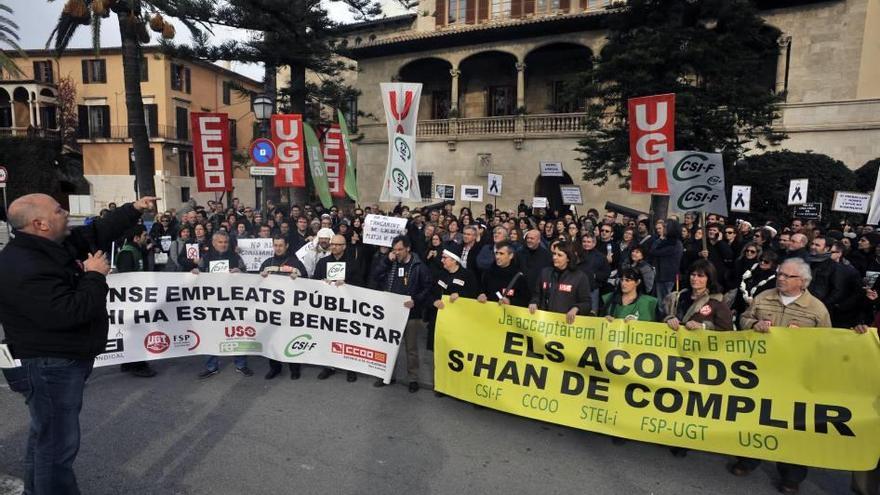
[463,225,478,235]
[212,231,230,241]
[780,258,812,287]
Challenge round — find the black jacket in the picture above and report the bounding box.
[374,253,434,319]
[198,249,246,272]
[481,262,531,307]
[433,266,480,301]
[519,245,553,290]
[0,204,141,359]
[577,249,610,292]
[531,266,592,315]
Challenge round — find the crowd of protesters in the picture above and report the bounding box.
[94,196,880,495]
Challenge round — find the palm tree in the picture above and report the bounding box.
[47,0,214,198]
[0,1,25,77]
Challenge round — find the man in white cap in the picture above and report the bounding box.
[296,227,334,277]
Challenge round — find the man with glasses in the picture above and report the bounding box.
[699,222,735,290]
[723,225,741,254]
[311,235,365,382]
[597,224,619,270]
[825,240,863,328]
[735,257,865,492]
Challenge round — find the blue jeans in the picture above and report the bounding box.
[655,281,675,304]
[204,355,247,371]
[16,357,94,495]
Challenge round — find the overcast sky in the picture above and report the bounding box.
[7,0,408,82]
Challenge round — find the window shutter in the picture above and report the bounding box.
[436,0,447,27]
[465,0,476,23]
[184,68,191,93]
[81,60,90,83]
[510,0,522,17]
[77,105,89,138]
[100,106,111,137]
[559,0,570,11]
[478,0,489,22]
[524,0,535,15]
[140,57,149,82]
[33,61,40,81]
[146,104,159,137]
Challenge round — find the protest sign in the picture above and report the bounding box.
[539,161,563,177]
[560,185,583,206]
[730,185,751,213]
[434,299,880,470]
[363,214,408,247]
[788,179,809,206]
[191,113,233,192]
[664,151,727,216]
[380,83,423,202]
[237,238,274,272]
[97,273,410,383]
[532,197,548,208]
[487,173,503,197]
[831,191,871,214]
[271,114,306,188]
[461,185,483,202]
[435,184,455,200]
[186,243,199,261]
[793,202,822,220]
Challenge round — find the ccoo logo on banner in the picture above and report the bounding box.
[380,83,422,202]
[664,151,728,216]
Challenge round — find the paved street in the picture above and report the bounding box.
[0,354,854,495]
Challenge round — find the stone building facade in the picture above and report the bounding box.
[333,0,880,213]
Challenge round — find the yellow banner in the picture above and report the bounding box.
[434,298,880,470]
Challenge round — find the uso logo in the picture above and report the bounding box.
[144,331,171,354]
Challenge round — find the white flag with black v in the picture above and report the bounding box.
[867,169,880,225]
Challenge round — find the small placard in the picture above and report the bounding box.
[209,260,230,273]
[186,243,200,260]
[560,185,583,205]
[532,197,549,208]
[831,191,871,214]
[539,161,564,177]
[460,185,484,202]
[327,262,346,281]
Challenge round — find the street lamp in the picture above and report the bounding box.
[252,95,274,121]
[251,94,275,210]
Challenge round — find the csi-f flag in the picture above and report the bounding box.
[380,83,422,202]
[663,151,728,217]
[337,109,358,203]
[303,123,333,209]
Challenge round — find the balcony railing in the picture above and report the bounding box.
[0,127,61,139]
[77,124,189,142]
[416,112,589,137]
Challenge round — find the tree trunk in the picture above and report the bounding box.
[117,8,155,200]
[286,63,309,206]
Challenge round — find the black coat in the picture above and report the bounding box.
[0,204,142,359]
[519,245,553,290]
[531,266,592,315]
[259,254,308,279]
[481,262,531,307]
[433,266,480,301]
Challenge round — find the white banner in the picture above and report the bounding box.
[380,82,422,202]
[237,238,274,272]
[362,214,408,247]
[96,273,410,383]
[664,151,728,216]
[832,191,872,214]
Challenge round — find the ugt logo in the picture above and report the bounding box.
[144,331,170,354]
[388,90,414,133]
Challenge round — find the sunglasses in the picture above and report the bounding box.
[725,231,735,235]
[745,249,757,254]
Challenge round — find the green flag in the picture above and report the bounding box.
[303,123,333,209]
[338,109,359,203]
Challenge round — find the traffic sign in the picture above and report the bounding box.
[249,166,277,176]
[248,138,276,165]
